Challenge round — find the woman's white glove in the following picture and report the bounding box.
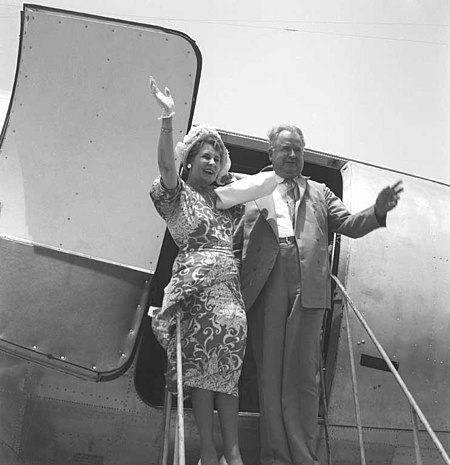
[149,75,175,119]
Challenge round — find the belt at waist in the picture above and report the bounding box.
[279,236,296,244]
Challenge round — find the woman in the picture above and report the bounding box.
[148,76,275,465]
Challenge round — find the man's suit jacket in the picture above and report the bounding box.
[235,178,384,310]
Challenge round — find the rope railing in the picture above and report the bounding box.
[330,274,450,465]
[159,313,186,465]
[342,299,366,465]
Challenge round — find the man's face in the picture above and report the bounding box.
[269,130,305,178]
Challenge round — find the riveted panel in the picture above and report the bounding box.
[0,236,149,377]
[0,5,201,271]
[327,162,450,432]
[0,4,201,378]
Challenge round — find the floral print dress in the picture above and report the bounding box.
[150,177,246,396]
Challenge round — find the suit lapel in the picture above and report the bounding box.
[255,195,279,238]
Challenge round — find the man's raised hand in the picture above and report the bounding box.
[375,180,404,216]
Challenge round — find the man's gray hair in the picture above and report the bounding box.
[267,125,305,152]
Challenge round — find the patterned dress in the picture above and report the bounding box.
[150,177,246,396]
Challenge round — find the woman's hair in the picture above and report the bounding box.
[185,136,222,168]
[175,125,231,181]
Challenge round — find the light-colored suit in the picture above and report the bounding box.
[235,176,384,465]
[239,178,382,310]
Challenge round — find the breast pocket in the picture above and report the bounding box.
[307,201,327,230]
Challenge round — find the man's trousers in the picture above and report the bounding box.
[247,241,325,465]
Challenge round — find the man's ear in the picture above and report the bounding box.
[268,149,273,162]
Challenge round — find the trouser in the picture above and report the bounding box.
[247,242,324,465]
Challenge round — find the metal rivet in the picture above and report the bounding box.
[60,355,66,360]
[137,305,141,310]
[92,365,97,370]
[120,353,126,358]
[32,345,37,350]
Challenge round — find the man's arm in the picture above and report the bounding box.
[326,180,403,238]
[215,171,277,209]
[233,213,245,270]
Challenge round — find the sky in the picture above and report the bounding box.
[0,0,449,184]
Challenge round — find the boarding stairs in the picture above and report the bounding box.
[158,277,450,465]
[317,274,450,465]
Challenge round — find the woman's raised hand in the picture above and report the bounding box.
[149,76,175,118]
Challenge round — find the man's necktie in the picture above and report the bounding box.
[284,178,300,226]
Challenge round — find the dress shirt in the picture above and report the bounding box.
[274,175,306,237]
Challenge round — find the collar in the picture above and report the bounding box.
[275,174,308,184]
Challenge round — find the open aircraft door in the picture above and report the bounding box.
[0,4,201,380]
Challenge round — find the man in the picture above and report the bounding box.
[234,125,403,465]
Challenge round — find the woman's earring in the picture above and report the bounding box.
[187,163,192,169]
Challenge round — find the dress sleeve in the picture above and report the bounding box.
[149,176,182,221]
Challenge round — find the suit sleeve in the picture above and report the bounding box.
[325,185,385,238]
[233,213,244,270]
[215,171,277,209]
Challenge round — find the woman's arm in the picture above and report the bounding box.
[149,76,178,189]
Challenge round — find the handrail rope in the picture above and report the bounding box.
[175,312,186,465]
[343,303,366,465]
[330,274,450,465]
[319,357,332,465]
[159,388,172,465]
[411,406,424,465]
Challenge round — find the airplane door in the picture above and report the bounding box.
[0,5,201,380]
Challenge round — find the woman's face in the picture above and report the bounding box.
[187,143,221,187]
